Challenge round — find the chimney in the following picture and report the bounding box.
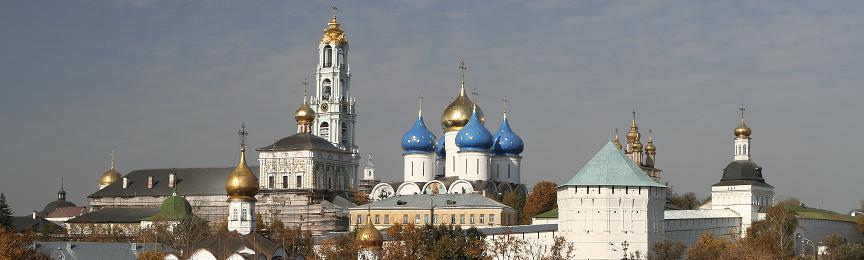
[32,211,36,219]
[122,177,129,189]
[168,173,175,188]
[147,176,153,189]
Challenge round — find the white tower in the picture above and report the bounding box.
[711,106,774,237]
[310,7,361,185]
[226,124,259,235]
[401,97,436,183]
[363,153,376,181]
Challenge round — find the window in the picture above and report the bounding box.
[479,214,485,224]
[337,49,344,66]
[415,214,421,225]
[356,215,361,224]
[323,45,333,67]
[241,209,248,221]
[424,214,430,224]
[232,209,238,221]
[282,175,288,189]
[296,175,302,188]
[268,176,275,188]
[433,214,439,224]
[489,214,495,225]
[470,214,475,224]
[451,214,456,224]
[374,215,380,224]
[384,214,389,224]
[327,177,332,190]
[460,214,466,224]
[402,214,408,224]
[319,122,330,140]
[341,123,348,146]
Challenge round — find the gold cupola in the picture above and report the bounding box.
[441,59,484,132]
[225,124,259,202]
[99,151,122,187]
[734,105,752,138]
[645,130,656,155]
[321,7,347,45]
[612,129,623,150]
[626,110,641,143]
[356,215,384,248]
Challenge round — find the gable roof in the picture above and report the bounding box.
[67,208,158,223]
[45,206,87,219]
[11,216,63,233]
[562,142,665,188]
[88,166,260,198]
[191,231,282,260]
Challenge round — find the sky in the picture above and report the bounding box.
[1,0,863,214]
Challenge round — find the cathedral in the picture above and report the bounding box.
[367,60,528,202]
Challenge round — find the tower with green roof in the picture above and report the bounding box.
[557,141,666,259]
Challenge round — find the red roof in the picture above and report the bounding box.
[45,206,87,218]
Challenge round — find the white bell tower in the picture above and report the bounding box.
[310,7,361,185]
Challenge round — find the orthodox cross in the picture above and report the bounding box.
[302,77,309,102]
[238,123,248,150]
[331,6,337,19]
[739,104,746,119]
[458,59,467,84]
[418,95,424,117]
[110,149,116,169]
[502,96,508,116]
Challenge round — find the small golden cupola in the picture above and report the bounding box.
[356,215,384,248]
[441,59,484,132]
[734,105,752,138]
[225,124,259,202]
[99,150,122,188]
[645,129,656,155]
[612,129,623,150]
[626,110,641,143]
[295,79,316,133]
[321,6,347,46]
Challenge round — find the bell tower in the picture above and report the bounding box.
[310,7,361,185]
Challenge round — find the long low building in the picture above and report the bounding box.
[348,193,517,230]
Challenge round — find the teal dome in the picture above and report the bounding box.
[147,194,193,221]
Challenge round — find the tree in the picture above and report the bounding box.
[823,233,847,257]
[688,233,731,260]
[137,216,211,252]
[834,243,864,260]
[352,188,370,205]
[137,251,168,260]
[499,191,525,223]
[651,240,685,260]
[0,193,13,230]
[319,232,359,260]
[520,181,557,225]
[382,223,487,260]
[0,228,47,260]
[741,204,799,258]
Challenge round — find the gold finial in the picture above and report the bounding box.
[458,59,467,96]
[646,129,656,154]
[238,123,248,151]
[739,104,745,121]
[631,109,637,127]
[627,109,640,142]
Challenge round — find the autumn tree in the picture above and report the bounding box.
[0,228,47,260]
[520,181,557,225]
[382,223,487,260]
[319,232,359,259]
[651,240,685,260]
[823,233,847,258]
[352,188,370,205]
[834,243,864,260]
[499,191,525,223]
[488,228,525,259]
[137,216,211,252]
[0,193,13,230]
[137,251,168,260]
[267,219,314,257]
[740,204,799,258]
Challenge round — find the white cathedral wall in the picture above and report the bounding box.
[483,229,558,260]
[457,151,490,181]
[557,185,665,260]
[491,156,520,184]
[710,184,774,237]
[258,150,353,190]
[444,131,459,178]
[403,153,435,182]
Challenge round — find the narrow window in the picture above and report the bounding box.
[375,215,380,224]
[268,176,275,188]
[241,209,248,221]
[296,175,302,188]
[470,214,475,224]
[402,214,408,224]
[460,214,466,224]
[415,214,421,225]
[489,214,495,225]
[282,175,288,189]
[323,45,333,67]
[411,161,414,176]
[384,214,389,224]
[319,122,330,140]
[479,214,485,224]
[476,159,479,174]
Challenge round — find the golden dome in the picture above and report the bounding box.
[626,111,640,142]
[612,129,623,150]
[355,217,383,248]
[441,85,484,131]
[632,141,643,151]
[99,167,122,186]
[225,149,259,201]
[294,100,316,124]
[321,15,347,45]
[734,119,751,138]
[645,131,656,154]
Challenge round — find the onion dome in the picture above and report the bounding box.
[435,136,446,158]
[294,100,316,124]
[146,192,193,221]
[99,153,122,187]
[321,8,347,45]
[441,85,484,132]
[734,110,751,138]
[612,129,623,150]
[626,111,640,143]
[401,115,437,154]
[492,115,524,156]
[355,216,383,248]
[225,148,259,201]
[455,108,493,151]
[645,130,656,155]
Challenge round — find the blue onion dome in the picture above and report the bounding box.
[492,117,524,156]
[435,137,446,158]
[401,115,437,154]
[455,109,494,151]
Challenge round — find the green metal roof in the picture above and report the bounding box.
[144,194,193,221]
[562,142,665,188]
[533,208,558,219]
[784,204,858,223]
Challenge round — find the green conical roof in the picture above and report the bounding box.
[145,193,193,221]
[562,142,665,187]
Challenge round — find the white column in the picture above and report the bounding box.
[444,131,460,178]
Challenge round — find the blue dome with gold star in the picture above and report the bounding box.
[455,109,493,151]
[401,115,436,154]
[492,117,523,156]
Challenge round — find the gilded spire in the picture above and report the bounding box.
[441,59,484,131]
[613,128,623,150]
[734,104,752,138]
[110,150,116,170]
[295,79,316,132]
[646,129,656,154]
[626,109,641,143]
[321,6,347,45]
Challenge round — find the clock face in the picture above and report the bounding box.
[320,103,328,112]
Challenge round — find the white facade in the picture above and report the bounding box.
[710,184,774,237]
[403,153,435,182]
[457,151,490,181]
[557,185,666,260]
[443,131,460,178]
[664,209,742,246]
[491,156,520,184]
[228,199,255,235]
[257,150,353,191]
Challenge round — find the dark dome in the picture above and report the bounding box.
[41,200,77,215]
[714,160,772,187]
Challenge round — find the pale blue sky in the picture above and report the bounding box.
[2,0,863,214]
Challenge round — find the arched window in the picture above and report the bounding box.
[323,45,333,67]
[341,122,348,146]
[337,49,345,67]
[322,79,332,101]
[319,122,330,139]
